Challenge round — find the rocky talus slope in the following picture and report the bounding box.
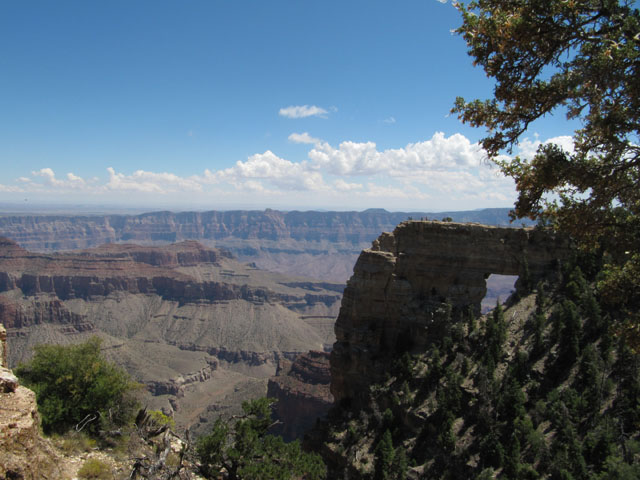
[0,208,528,282]
[330,220,571,407]
[0,238,342,430]
[267,351,333,441]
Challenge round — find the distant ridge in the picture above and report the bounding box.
[0,207,531,282]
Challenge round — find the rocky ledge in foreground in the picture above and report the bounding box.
[0,323,64,479]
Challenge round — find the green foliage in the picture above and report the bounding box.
[482,301,507,373]
[77,458,111,479]
[558,300,582,367]
[196,397,325,480]
[147,409,175,429]
[374,429,406,480]
[15,337,138,435]
[452,0,640,346]
[321,250,640,479]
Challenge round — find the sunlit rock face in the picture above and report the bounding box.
[0,323,65,479]
[330,220,571,407]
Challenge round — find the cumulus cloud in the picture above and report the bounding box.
[106,167,202,193]
[288,132,321,145]
[279,105,329,119]
[0,184,25,193]
[31,168,87,189]
[5,130,570,209]
[213,151,326,192]
[334,179,363,192]
[308,132,484,177]
[517,135,574,160]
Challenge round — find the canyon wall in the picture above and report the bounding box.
[267,351,333,441]
[0,238,343,429]
[330,220,571,406]
[0,208,529,282]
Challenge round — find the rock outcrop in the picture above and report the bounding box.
[0,324,64,479]
[331,220,571,407]
[268,351,333,441]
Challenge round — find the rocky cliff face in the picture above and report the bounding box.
[330,220,571,407]
[0,208,528,282]
[0,323,65,479]
[267,351,333,441]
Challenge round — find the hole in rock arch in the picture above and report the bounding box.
[481,274,518,314]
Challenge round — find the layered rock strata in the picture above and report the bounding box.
[268,351,333,441]
[331,220,571,406]
[0,208,521,252]
[0,237,342,429]
[0,208,529,282]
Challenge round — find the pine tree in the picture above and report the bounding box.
[375,430,396,480]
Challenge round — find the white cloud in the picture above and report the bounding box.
[0,184,25,193]
[279,105,329,119]
[517,135,574,160]
[31,168,87,189]
[334,179,363,192]
[308,132,484,177]
[288,132,321,145]
[6,131,574,210]
[106,167,202,193]
[213,151,325,191]
[383,116,396,124]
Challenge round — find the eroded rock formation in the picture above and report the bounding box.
[0,237,342,430]
[331,221,571,406]
[268,351,333,441]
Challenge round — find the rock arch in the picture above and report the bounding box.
[330,220,571,405]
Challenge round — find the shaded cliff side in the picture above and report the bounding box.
[330,220,571,407]
[314,220,639,479]
[267,351,333,441]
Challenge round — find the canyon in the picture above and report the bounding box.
[0,237,342,431]
[0,208,531,443]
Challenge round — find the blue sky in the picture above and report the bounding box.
[0,0,573,212]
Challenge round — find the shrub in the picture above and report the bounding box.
[77,458,111,479]
[15,337,138,435]
[197,398,325,480]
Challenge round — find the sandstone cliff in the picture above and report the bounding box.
[0,324,65,479]
[330,220,570,407]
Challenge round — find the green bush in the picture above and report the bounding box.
[15,337,138,435]
[197,397,325,480]
[77,458,111,479]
